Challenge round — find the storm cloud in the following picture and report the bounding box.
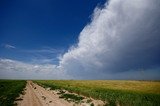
[58,0,160,79]
[0,0,160,80]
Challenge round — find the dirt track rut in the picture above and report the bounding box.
[16,81,73,106]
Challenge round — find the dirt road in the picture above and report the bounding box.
[16,81,74,106]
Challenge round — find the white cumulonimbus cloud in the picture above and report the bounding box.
[58,0,160,79]
[0,0,160,79]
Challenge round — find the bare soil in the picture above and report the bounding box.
[15,81,74,106]
[15,81,105,106]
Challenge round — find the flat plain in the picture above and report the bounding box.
[35,80,160,106]
[0,80,160,106]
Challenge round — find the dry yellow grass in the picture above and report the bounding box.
[44,80,160,94]
[70,80,160,94]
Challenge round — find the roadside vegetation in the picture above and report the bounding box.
[34,80,160,106]
[0,80,26,106]
[59,93,84,103]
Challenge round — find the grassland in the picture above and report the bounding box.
[0,80,26,106]
[34,80,160,106]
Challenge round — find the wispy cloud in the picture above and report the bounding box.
[20,47,65,64]
[31,58,58,64]
[21,47,65,54]
[2,44,16,49]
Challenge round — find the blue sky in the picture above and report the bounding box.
[0,0,160,80]
[0,0,106,63]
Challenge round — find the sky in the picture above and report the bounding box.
[0,0,160,80]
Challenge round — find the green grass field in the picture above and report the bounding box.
[34,80,160,106]
[0,80,26,106]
